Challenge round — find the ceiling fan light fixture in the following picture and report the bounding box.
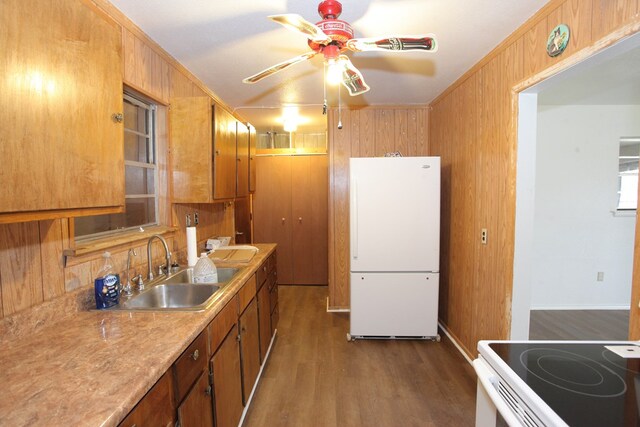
[326,58,343,86]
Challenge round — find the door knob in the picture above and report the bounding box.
[298,217,302,223]
[281,218,286,224]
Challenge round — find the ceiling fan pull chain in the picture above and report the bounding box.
[323,62,328,115]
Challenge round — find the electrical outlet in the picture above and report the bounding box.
[481,228,487,245]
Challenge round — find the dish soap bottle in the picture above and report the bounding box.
[94,251,121,309]
[193,253,218,283]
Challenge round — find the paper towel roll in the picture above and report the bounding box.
[186,226,198,267]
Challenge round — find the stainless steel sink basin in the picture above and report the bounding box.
[120,284,220,310]
[111,267,241,311]
[162,267,239,284]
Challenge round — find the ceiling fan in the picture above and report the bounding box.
[242,0,438,96]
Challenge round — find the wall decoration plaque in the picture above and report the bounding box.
[547,24,570,57]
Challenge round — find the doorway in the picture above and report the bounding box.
[511,33,640,340]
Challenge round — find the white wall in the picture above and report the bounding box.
[532,105,640,309]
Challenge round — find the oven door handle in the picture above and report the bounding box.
[473,359,525,427]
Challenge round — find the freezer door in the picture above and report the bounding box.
[350,157,440,272]
[350,272,439,337]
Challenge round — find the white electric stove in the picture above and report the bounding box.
[474,340,640,427]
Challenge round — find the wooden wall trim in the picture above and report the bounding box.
[513,17,640,93]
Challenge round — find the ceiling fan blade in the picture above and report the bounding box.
[337,55,370,96]
[269,14,332,45]
[243,52,317,84]
[346,35,437,53]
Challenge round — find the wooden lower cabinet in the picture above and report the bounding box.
[174,331,212,427]
[211,325,244,427]
[177,371,214,427]
[120,250,278,427]
[239,298,261,404]
[257,281,272,362]
[119,370,176,427]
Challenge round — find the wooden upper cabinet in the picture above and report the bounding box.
[0,0,124,223]
[249,125,257,193]
[213,105,237,200]
[170,97,213,203]
[236,122,250,198]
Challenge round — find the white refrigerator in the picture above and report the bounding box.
[349,157,440,340]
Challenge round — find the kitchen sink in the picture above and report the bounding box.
[120,283,221,310]
[162,267,239,285]
[111,267,241,311]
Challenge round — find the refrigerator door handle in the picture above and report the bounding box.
[352,179,358,259]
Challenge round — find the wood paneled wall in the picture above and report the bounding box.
[0,0,238,321]
[430,0,640,358]
[327,106,429,309]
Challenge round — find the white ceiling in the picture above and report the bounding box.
[110,0,549,131]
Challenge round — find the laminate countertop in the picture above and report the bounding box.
[0,243,276,427]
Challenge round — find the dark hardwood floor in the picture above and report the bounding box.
[243,286,477,427]
[529,309,629,340]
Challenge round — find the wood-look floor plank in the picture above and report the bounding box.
[243,286,476,427]
[529,309,629,340]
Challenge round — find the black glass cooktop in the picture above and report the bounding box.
[490,343,640,426]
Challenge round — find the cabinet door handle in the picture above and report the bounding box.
[236,334,241,342]
[236,231,244,235]
[111,113,123,123]
[191,349,199,361]
[281,218,286,224]
[298,217,302,223]
[215,150,221,155]
[205,385,212,396]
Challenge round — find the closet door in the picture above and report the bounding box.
[253,156,293,284]
[291,155,328,285]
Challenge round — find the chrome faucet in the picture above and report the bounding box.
[147,234,171,281]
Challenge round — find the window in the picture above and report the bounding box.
[616,137,640,211]
[75,92,158,239]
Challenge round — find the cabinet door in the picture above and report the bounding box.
[236,122,249,197]
[234,197,252,244]
[248,125,257,193]
[213,106,237,200]
[257,280,272,362]
[177,370,214,427]
[253,156,293,284]
[239,298,261,404]
[1,0,124,221]
[119,370,175,427]
[170,97,213,203]
[211,325,243,427]
[291,155,329,284]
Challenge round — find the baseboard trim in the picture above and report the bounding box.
[438,321,473,365]
[326,297,350,312]
[238,329,277,427]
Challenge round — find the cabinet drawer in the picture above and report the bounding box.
[256,260,269,289]
[267,251,277,274]
[270,303,279,335]
[173,330,208,404]
[238,274,257,315]
[119,370,175,427]
[209,295,238,354]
